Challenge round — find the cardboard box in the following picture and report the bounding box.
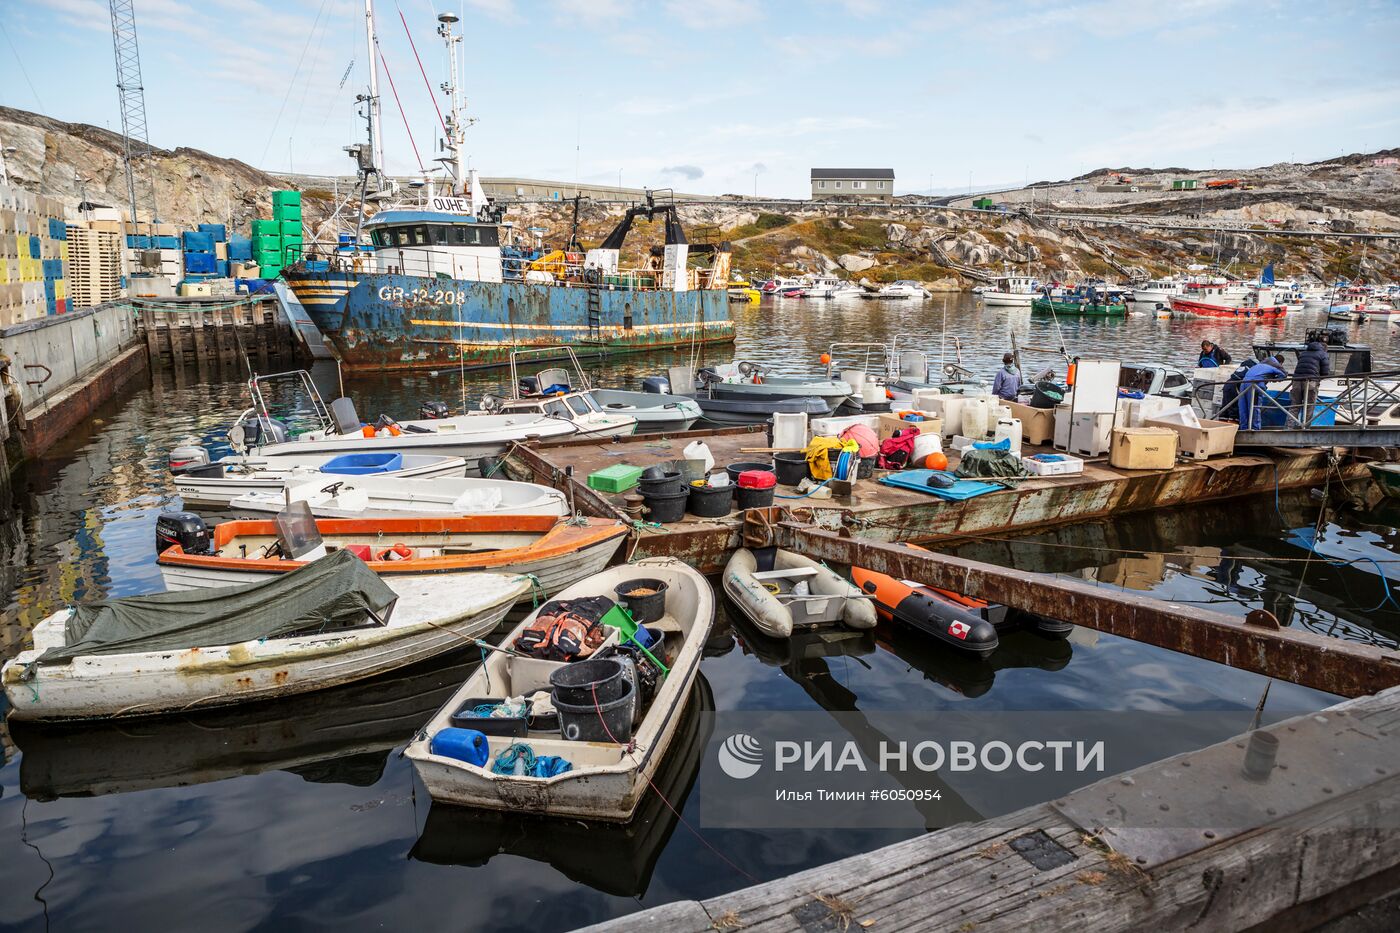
[1145,416,1238,460]
[1008,401,1055,445]
[1109,427,1178,470]
[179,281,213,298]
[877,411,942,443]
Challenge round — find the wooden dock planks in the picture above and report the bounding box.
[137,296,300,372]
[583,689,1400,933]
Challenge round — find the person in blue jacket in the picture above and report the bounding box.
[1239,356,1287,429]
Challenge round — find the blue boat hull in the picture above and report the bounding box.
[283,270,734,372]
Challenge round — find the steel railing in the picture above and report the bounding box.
[1190,369,1400,431]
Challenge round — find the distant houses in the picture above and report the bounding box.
[810,168,895,203]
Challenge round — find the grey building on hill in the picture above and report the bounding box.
[810,168,895,203]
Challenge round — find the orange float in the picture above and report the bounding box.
[924,452,948,471]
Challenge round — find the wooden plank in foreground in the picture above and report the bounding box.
[581,688,1400,933]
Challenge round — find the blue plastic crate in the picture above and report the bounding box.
[182,230,215,252]
[29,235,40,255]
[227,236,252,262]
[184,251,217,274]
[155,236,180,249]
[126,235,152,249]
[215,259,229,277]
[197,223,227,242]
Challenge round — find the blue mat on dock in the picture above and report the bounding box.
[878,469,1004,501]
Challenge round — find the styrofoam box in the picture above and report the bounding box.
[1024,454,1084,476]
[811,414,879,436]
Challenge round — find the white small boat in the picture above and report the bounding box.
[227,474,568,519]
[1131,278,1184,304]
[172,452,469,508]
[591,388,701,432]
[228,370,578,466]
[2,551,531,721]
[476,346,639,438]
[979,275,1039,306]
[700,361,855,408]
[877,280,933,299]
[405,557,713,822]
[723,548,876,639]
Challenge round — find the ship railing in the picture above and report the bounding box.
[1188,369,1400,443]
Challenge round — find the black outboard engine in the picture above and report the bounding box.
[156,511,210,555]
[243,417,289,448]
[518,376,541,396]
[418,400,449,419]
[641,375,671,395]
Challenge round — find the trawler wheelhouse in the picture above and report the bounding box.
[362,210,504,283]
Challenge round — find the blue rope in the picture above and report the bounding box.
[491,742,536,775]
[776,480,830,499]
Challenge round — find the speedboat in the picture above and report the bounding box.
[803,276,855,299]
[876,280,932,299]
[478,348,637,439]
[761,275,805,295]
[3,549,531,721]
[590,388,701,431]
[1131,278,1184,304]
[228,371,577,468]
[640,369,833,425]
[405,557,714,822]
[154,505,629,596]
[170,450,469,508]
[227,474,568,519]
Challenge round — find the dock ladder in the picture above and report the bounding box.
[586,287,602,338]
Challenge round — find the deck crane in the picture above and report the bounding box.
[108,0,160,222]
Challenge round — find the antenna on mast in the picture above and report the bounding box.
[436,11,475,195]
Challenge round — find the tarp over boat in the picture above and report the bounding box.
[39,550,398,665]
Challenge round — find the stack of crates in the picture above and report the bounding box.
[198,223,231,279]
[268,189,303,278]
[67,222,123,309]
[182,229,217,282]
[0,186,70,324]
[227,234,256,278]
[251,218,281,277]
[124,219,181,285]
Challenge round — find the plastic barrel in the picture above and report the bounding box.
[555,679,635,743]
[687,482,732,517]
[549,657,626,706]
[773,452,809,486]
[641,489,688,523]
[725,460,773,484]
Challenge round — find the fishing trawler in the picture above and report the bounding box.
[283,7,734,373]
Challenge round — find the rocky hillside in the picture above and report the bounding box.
[0,106,335,232]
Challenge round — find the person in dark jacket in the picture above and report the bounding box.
[1199,340,1232,368]
[1291,340,1331,424]
[1217,360,1253,421]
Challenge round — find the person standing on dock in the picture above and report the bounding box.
[1240,356,1287,429]
[992,353,1021,402]
[1198,340,1232,368]
[1290,339,1330,425]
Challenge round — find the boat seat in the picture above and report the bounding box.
[330,397,361,435]
[751,567,819,582]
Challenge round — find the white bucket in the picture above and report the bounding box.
[912,431,942,463]
[772,412,808,450]
[841,369,867,395]
[861,381,885,404]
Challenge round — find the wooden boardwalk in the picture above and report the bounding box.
[584,688,1400,932]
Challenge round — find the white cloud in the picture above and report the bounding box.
[664,0,759,30]
[465,0,519,23]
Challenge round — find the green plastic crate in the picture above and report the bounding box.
[587,464,643,494]
[279,220,302,237]
[260,264,283,279]
[272,190,301,208]
[251,219,279,237]
[273,204,303,223]
[252,234,282,252]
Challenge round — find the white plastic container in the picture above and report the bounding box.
[841,369,867,395]
[912,388,944,410]
[708,471,730,487]
[951,435,976,452]
[961,397,990,439]
[861,381,886,404]
[683,441,714,474]
[912,432,943,463]
[772,412,809,450]
[1023,453,1085,476]
[994,417,1023,451]
[811,414,879,436]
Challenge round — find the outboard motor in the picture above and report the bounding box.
[155,511,211,555]
[418,400,449,420]
[518,376,541,396]
[168,446,209,471]
[242,418,290,448]
[641,375,671,395]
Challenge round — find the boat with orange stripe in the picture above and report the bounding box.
[852,544,1071,658]
[156,512,628,598]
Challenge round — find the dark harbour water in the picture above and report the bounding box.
[1,296,1396,930]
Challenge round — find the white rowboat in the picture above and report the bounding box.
[227,474,567,519]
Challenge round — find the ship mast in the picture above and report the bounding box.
[436,11,474,195]
[363,0,385,178]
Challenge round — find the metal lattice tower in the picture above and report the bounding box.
[109,0,158,221]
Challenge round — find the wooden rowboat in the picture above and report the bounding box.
[156,515,629,595]
[405,557,713,822]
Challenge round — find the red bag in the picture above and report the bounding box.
[877,429,918,470]
[514,596,613,661]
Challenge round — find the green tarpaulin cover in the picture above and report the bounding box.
[39,550,398,665]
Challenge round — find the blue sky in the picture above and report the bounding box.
[3,0,1399,197]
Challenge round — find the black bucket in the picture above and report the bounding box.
[556,678,635,743]
[637,471,683,496]
[549,657,626,706]
[725,460,773,485]
[773,452,809,486]
[613,577,669,625]
[737,485,776,509]
[642,489,689,523]
[688,482,732,517]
